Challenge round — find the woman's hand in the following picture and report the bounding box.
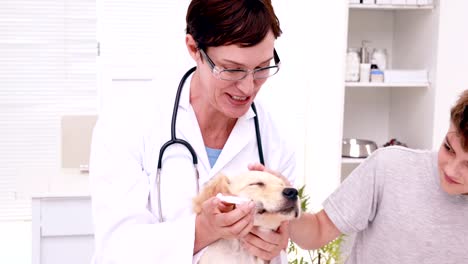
[248,163,291,186]
[241,221,290,261]
[194,196,256,253]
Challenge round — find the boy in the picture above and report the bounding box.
[290,90,468,263]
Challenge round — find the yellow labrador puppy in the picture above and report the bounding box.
[193,170,301,264]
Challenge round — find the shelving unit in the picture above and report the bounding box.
[341,2,438,180]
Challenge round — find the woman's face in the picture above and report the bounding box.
[194,31,276,119]
[437,123,468,195]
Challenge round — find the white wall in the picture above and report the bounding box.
[298,2,348,210]
[431,0,468,148]
[266,0,349,211]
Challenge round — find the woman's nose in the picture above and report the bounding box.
[236,74,255,94]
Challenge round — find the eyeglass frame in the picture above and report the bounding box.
[199,48,281,81]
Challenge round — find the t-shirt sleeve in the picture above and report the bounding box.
[323,151,384,235]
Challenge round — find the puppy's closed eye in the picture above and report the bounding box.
[249,182,265,187]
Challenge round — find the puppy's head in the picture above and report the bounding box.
[230,171,301,230]
[193,171,301,230]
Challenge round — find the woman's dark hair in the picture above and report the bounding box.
[186,0,282,50]
[451,90,468,150]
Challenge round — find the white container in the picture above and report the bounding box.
[383,69,428,83]
[370,69,384,82]
[376,0,392,4]
[362,0,375,4]
[349,0,360,3]
[346,48,361,82]
[371,48,387,70]
[359,64,371,83]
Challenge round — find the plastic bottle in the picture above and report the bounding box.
[370,63,384,83]
[346,48,361,82]
[371,48,387,71]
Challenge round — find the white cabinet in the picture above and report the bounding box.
[32,196,94,264]
[345,3,436,146]
[341,1,468,179]
[342,2,437,178]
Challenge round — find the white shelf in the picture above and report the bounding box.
[345,82,429,88]
[342,157,366,164]
[349,4,434,10]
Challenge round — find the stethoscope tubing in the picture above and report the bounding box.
[156,66,264,222]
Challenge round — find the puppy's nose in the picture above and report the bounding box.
[282,187,298,201]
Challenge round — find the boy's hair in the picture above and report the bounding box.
[451,90,468,150]
[185,0,282,51]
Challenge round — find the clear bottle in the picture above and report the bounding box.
[360,40,371,64]
[345,48,360,82]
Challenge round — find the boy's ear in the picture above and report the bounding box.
[192,173,231,214]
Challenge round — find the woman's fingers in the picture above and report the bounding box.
[241,222,290,261]
[201,197,256,239]
[215,201,256,238]
[248,163,265,171]
[247,163,291,186]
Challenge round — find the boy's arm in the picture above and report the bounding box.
[289,210,341,250]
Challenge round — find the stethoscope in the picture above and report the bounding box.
[155,66,265,222]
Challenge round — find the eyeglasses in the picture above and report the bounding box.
[199,48,281,81]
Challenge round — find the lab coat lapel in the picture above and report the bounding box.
[209,109,256,178]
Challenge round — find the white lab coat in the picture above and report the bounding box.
[89,71,296,264]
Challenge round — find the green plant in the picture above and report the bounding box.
[288,186,344,264]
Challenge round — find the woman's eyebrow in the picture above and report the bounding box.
[222,56,274,67]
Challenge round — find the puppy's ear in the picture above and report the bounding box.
[192,174,231,214]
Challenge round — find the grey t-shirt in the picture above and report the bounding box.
[324,146,468,264]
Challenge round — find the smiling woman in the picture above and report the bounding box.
[89,1,298,263]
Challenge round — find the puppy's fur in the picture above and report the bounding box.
[193,171,301,264]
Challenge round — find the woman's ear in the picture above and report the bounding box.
[192,174,231,213]
[185,34,200,62]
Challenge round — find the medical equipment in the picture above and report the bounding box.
[156,66,265,222]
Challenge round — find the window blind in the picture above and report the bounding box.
[0,0,97,221]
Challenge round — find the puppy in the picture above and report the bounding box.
[193,170,301,264]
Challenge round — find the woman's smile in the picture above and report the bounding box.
[227,93,251,105]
